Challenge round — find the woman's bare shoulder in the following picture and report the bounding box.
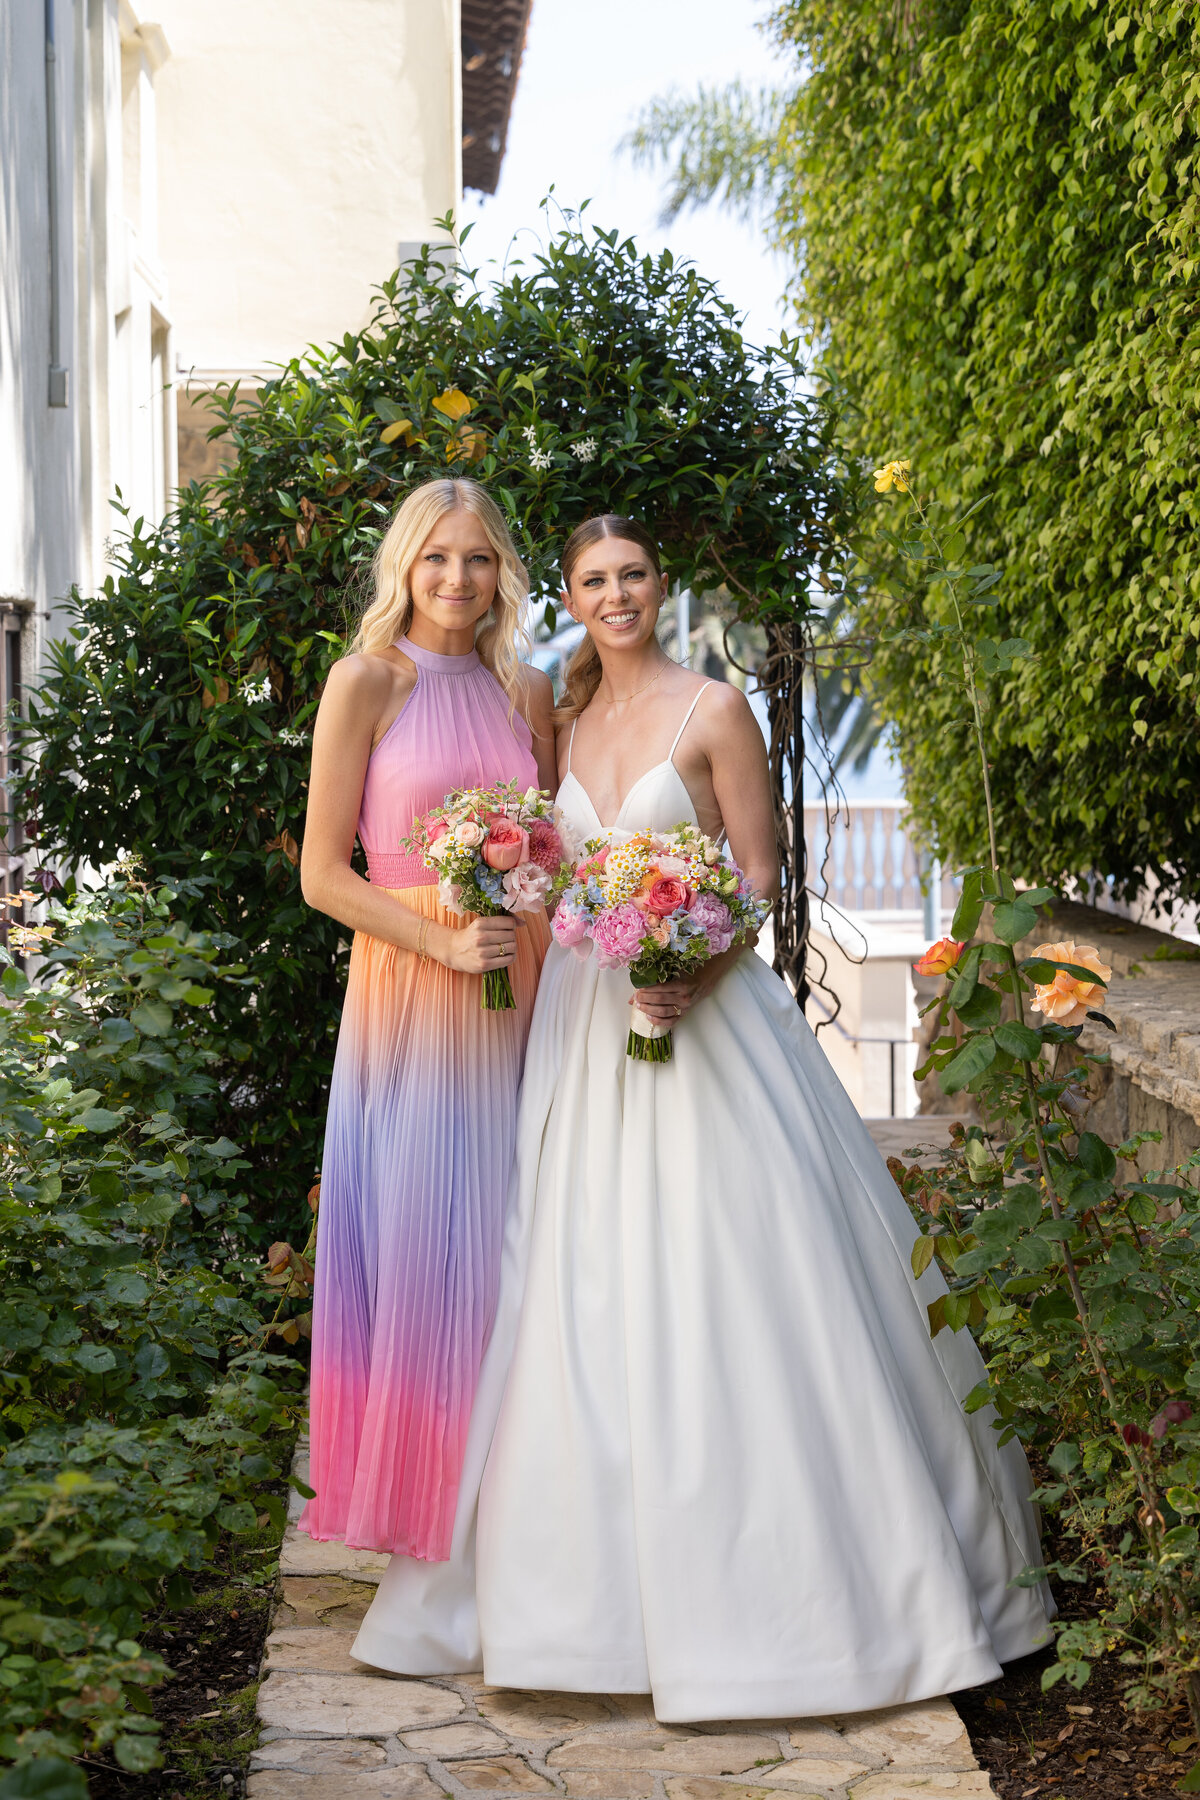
[512,662,554,710]
[697,675,755,721]
[322,650,411,704]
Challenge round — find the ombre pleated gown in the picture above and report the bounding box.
[298,636,549,1564]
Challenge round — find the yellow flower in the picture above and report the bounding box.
[432,387,473,421]
[873,458,912,494]
[602,835,651,905]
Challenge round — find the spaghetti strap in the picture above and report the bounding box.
[566,717,579,774]
[667,682,713,764]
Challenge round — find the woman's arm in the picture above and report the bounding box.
[300,657,518,974]
[517,664,558,795]
[637,682,779,1025]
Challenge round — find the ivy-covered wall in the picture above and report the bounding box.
[770,0,1200,902]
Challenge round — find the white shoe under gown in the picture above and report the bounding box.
[353,747,1055,1719]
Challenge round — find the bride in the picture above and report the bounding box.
[354,510,1054,1719]
[473,514,1053,1720]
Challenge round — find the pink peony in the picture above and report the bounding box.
[551,902,589,948]
[527,817,565,875]
[502,860,552,912]
[481,819,529,871]
[592,902,648,970]
[689,892,735,954]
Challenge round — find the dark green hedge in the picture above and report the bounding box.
[17,221,851,1227]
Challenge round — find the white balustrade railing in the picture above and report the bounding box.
[804,802,957,917]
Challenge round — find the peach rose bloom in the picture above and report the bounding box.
[481,820,529,871]
[1028,940,1112,1027]
[913,937,964,977]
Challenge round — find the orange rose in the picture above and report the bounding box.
[913,937,965,977]
[1028,940,1112,1027]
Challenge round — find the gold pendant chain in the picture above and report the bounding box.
[600,658,669,706]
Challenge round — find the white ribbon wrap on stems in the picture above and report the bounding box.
[629,1001,670,1045]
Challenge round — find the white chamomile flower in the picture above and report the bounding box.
[570,437,598,463]
[529,447,553,471]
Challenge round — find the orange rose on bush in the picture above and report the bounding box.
[913,937,964,977]
[1028,940,1112,1027]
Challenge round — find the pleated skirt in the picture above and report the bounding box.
[299,885,550,1561]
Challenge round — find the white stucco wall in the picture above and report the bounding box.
[0,0,81,636]
[0,0,175,641]
[152,0,462,379]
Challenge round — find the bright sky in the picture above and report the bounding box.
[460,0,791,349]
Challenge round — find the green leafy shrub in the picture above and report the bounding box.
[878,470,1200,1742]
[697,0,1200,901]
[0,880,301,1778]
[16,217,852,1224]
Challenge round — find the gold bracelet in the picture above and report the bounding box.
[416,917,430,962]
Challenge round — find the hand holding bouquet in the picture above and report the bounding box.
[551,822,768,1059]
[404,782,574,1010]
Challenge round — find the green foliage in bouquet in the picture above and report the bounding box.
[0,880,303,1781]
[14,213,853,1228]
[878,468,1200,1745]
[671,0,1200,902]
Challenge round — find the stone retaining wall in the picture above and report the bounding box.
[917,900,1200,1178]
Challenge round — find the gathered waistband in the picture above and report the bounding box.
[366,851,437,888]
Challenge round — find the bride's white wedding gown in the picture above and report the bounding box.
[352,690,1054,1720]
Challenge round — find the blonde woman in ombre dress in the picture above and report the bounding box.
[297,480,553,1643]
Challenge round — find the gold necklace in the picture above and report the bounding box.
[601,659,668,706]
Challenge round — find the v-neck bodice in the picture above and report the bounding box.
[560,683,713,839]
[556,762,700,839]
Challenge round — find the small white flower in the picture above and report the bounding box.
[278,726,308,747]
[657,404,679,425]
[529,448,553,471]
[241,675,272,705]
[570,437,598,463]
[521,423,539,447]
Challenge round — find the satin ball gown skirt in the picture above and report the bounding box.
[474,937,1055,1721]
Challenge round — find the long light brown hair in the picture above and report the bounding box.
[555,515,665,722]
[352,478,530,704]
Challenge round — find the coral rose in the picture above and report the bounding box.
[1028,940,1112,1028]
[481,819,529,871]
[645,876,690,917]
[913,937,964,977]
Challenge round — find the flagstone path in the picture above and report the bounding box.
[256,1117,995,1800]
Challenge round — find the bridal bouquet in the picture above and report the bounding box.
[551,822,768,1060]
[405,781,574,1010]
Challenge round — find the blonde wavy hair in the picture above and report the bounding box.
[352,479,531,704]
[555,514,665,722]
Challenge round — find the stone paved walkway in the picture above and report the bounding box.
[254,1485,994,1800]
[258,1121,994,1800]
